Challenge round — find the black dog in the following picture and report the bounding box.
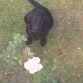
[25,0,53,46]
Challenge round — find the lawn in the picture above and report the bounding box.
[0,0,83,83]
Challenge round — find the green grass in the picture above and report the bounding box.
[0,0,83,83]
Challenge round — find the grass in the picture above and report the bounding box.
[0,0,83,83]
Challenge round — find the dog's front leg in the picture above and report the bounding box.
[40,28,49,46]
[26,36,33,45]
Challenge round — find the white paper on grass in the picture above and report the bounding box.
[24,57,43,74]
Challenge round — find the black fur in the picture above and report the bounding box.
[25,0,53,46]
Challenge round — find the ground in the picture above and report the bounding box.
[0,0,83,83]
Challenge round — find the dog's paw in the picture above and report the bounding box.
[25,40,32,45]
[40,39,46,46]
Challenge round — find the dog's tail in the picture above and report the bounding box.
[28,0,43,8]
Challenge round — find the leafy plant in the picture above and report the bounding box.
[0,33,26,65]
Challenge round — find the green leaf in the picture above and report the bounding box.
[18,59,23,66]
[28,52,34,57]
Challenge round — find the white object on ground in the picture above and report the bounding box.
[24,57,43,74]
[78,47,81,50]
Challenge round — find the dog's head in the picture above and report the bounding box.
[30,16,44,33]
